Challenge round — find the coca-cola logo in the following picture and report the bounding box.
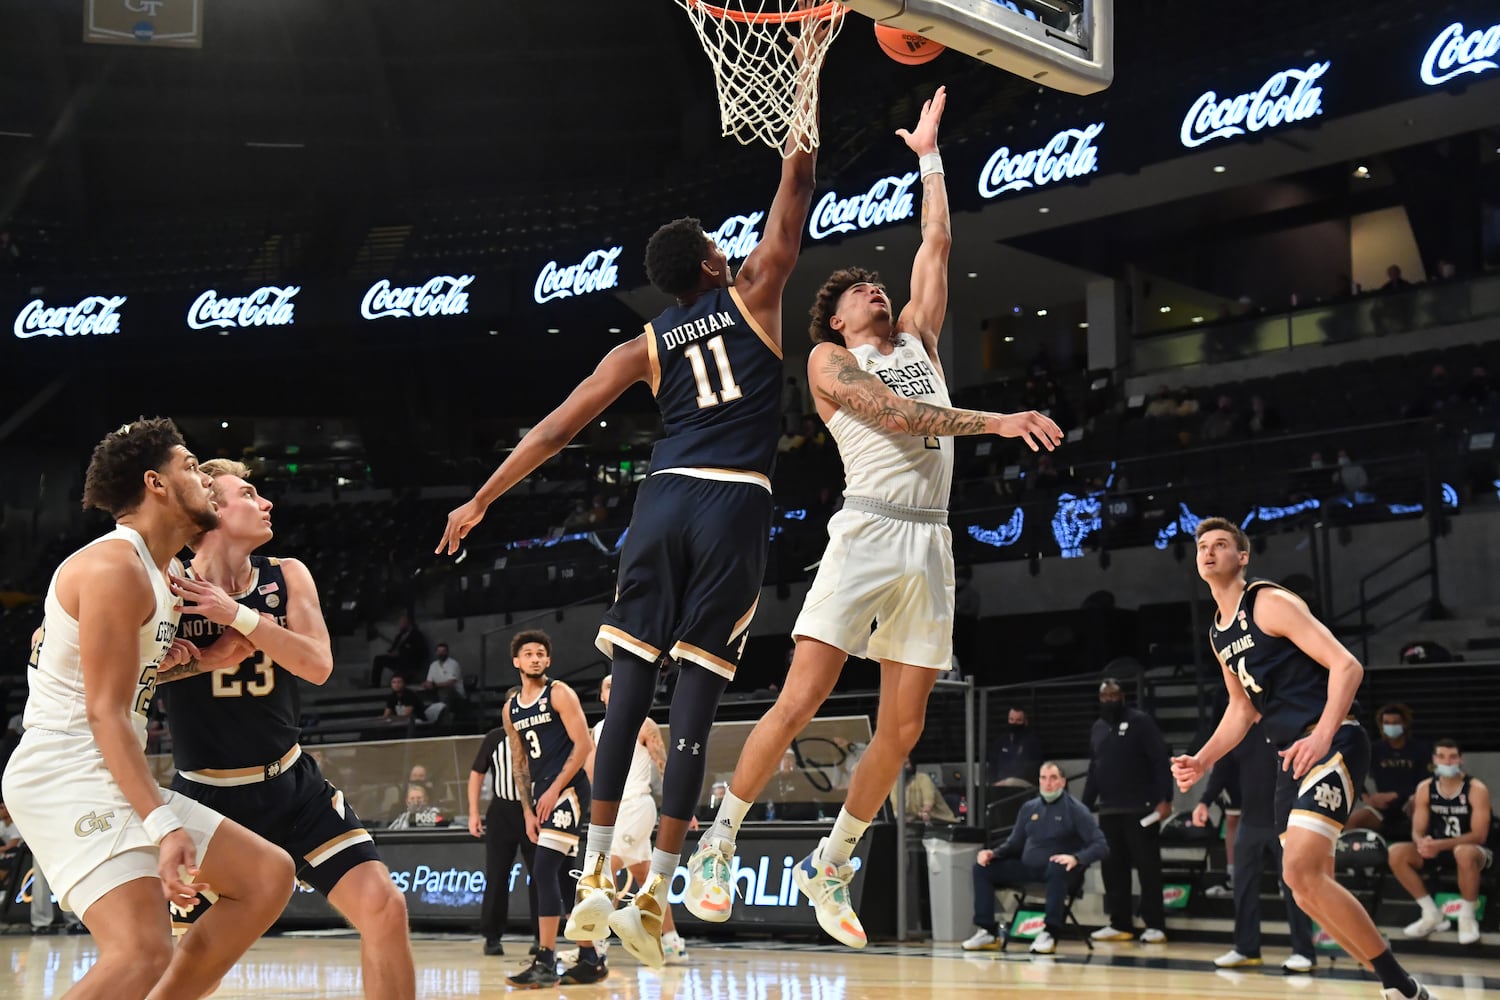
[533,247,622,305]
[361,275,474,320]
[1421,21,1500,87]
[710,212,764,262]
[808,172,918,241]
[13,295,127,340]
[187,285,300,330]
[1179,61,1329,148]
[979,123,1104,199]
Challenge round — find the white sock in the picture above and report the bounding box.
[710,792,752,846]
[650,847,679,886]
[1416,894,1438,916]
[1458,898,1476,918]
[1225,863,1234,882]
[584,824,614,877]
[822,808,871,865]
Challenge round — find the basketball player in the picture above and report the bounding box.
[468,687,538,956]
[1172,518,1434,1000]
[1390,738,1490,945]
[436,26,830,970]
[688,87,1062,948]
[500,630,604,987]
[155,459,415,1000]
[1,419,294,1000]
[586,673,689,961]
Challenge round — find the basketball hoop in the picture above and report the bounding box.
[673,0,847,156]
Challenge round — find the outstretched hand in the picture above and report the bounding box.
[436,498,487,556]
[991,410,1064,452]
[896,85,946,155]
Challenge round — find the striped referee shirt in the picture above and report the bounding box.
[471,725,521,802]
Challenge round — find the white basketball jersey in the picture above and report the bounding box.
[827,333,955,509]
[24,525,180,747]
[593,718,654,801]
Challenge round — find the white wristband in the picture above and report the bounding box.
[919,152,944,179]
[230,604,261,636]
[142,804,183,844]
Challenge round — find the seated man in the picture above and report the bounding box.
[902,758,956,824]
[1390,738,1491,946]
[423,642,470,716]
[383,674,427,723]
[962,761,1108,955]
[1347,703,1431,841]
[988,707,1043,788]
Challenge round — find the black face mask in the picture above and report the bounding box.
[1009,722,1027,733]
[1099,701,1125,723]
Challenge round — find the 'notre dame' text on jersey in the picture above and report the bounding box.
[164,556,299,771]
[508,679,575,788]
[644,285,783,480]
[1429,775,1478,841]
[1210,579,1340,747]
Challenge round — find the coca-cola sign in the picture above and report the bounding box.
[361,275,474,320]
[808,172,918,241]
[710,212,764,262]
[979,123,1104,199]
[1421,21,1500,87]
[533,247,622,305]
[13,295,127,340]
[187,285,300,331]
[1179,61,1329,148]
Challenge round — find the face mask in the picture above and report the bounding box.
[1382,724,1404,739]
[1435,763,1462,779]
[1010,722,1027,732]
[1100,701,1125,723]
[1040,788,1063,803]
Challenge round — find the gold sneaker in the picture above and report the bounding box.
[563,855,616,942]
[608,873,668,969]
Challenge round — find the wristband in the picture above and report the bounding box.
[142,804,183,844]
[919,151,944,179]
[230,604,262,636]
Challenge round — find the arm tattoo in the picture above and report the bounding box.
[918,174,949,239]
[818,350,986,436]
[156,658,201,683]
[508,726,534,811]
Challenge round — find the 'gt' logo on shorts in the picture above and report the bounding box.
[1313,784,1343,812]
[74,810,116,837]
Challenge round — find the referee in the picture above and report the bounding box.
[469,698,539,957]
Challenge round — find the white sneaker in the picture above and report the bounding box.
[662,931,688,963]
[1030,930,1056,954]
[1282,953,1315,973]
[1205,884,1235,899]
[563,856,617,942]
[1402,911,1449,938]
[961,928,998,951]
[607,873,669,970]
[684,836,736,923]
[1381,984,1434,1000]
[1090,926,1133,942]
[792,838,867,949]
[1139,928,1167,944]
[1457,912,1481,945]
[1214,949,1262,968]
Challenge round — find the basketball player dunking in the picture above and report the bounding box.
[156,459,415,1000]
[436,27,827,969]
[2,419,293,1000]
[1172,518,1434,1000]
[687,87,1063,946]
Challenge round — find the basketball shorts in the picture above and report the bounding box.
[169,746,378,928]
[597,472,773,681]
[535,774,590,856]
[1428,846,1495,871]
[1,728,225,919]
[613,793,658,867]
[1275,720,1371,843]
[793,504,955,669]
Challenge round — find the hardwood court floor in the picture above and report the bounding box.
[2,932,1496,999]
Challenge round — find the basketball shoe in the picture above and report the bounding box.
[684,836,736,922]
[564,854,617,942]
[793,837,867,949]
[609,872,669,968]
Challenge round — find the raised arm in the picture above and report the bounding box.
[809,341,1063,449]
[438,336,650,554]
[894,86,951,358]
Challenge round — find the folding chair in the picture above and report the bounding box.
[997,867,1094,951]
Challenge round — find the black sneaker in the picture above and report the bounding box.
[483,938,504,956]
[505,959,560,989]
[560,957,609,985]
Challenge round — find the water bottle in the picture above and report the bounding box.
[766,800,777,821]
[958,795,968,820]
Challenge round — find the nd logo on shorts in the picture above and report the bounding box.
[74,810,116,837]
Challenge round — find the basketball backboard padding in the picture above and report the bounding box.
[845,0,1113,95]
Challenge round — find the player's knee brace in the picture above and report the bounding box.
[593,653,659,800]
[661,666,729,819]
[532,845,566,917]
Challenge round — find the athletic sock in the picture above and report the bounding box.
[1415,894,1438,916]
[822,808,872,865]
[709,791,752,846]
[1370,948,1418,997]
[583,825,614,881]
[579,945,598,963]
[650,847,679,884]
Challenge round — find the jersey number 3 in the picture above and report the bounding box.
[684,336,743,409]
[524,729,543,759]
[212,652,276,698]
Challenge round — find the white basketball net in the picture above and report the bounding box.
[673,1,847,156]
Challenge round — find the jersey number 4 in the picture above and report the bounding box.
[212,651,276,698]
[684,336,744,409]
[1231,655,1264,694]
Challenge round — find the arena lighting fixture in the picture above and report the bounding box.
[1078,322,1088,329]
[1159,305,1171,313]
[1036,309,1048,317]
[220,421,229,429]
[599,421,608,428]
[1353,164,1371,179]
[1038,206,1051,214]
[546,327,560,334]
[607,326,621,333]
[967,272,978,278]
[1003,336,1015,342]
[488,329,499,336]
[875,245,886,252]
[1213,165,1227,173]
[1192,316,1205,323]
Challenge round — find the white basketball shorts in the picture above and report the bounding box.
[612,793,658,867]
[792,507,955,669]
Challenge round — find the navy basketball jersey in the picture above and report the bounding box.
[1209,579,1332,747]
[165,556,301,771]
[1429,776,1476,841]
[645,285,783,480]
[509,679,574,787]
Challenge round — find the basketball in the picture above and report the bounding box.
[873,23,944,65]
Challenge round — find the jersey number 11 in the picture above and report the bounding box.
[685,336,743,410]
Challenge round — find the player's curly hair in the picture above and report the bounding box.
[510,629,552,659]
[808,267,882,346]
[81,417,186,518]
[645,217,711,298]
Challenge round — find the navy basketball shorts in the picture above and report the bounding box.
[535,774,590,856]
[596,472,773,681]
[169,750,380,926]
[1275,720,1371,843]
